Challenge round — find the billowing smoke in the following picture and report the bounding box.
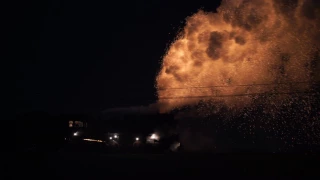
[157,0,320,112]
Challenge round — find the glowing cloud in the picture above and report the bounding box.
[157,0,320,112]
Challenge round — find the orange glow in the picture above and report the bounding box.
[157,0,320,112]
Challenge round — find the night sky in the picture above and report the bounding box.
[14,0,221,114]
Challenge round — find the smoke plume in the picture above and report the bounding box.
[157,0,320,112]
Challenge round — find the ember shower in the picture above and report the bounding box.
[157,0,320,112]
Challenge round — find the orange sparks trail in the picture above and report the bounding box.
[156,0,320,112]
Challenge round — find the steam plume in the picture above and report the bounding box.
[157,0,320,112]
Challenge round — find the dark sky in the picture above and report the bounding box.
[15,0,221,115]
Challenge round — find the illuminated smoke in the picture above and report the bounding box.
[156,0,320,112]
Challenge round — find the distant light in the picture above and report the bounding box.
[109,137,113,140]
[147,133,160,143]
[73,132,78,136]
[136,137,139,141]
[114,135,118,138]
[83,138,103,143]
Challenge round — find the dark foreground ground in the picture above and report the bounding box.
[11,151,320,179]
